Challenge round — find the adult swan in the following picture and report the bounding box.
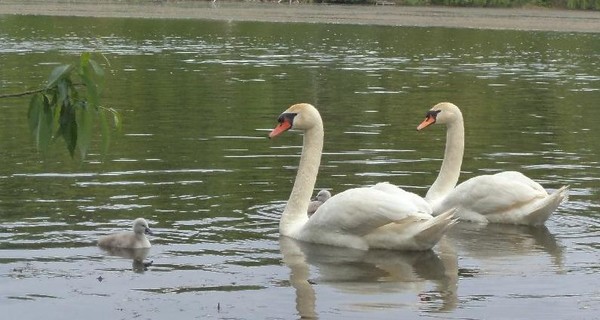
[417,102,568,225]
[269,103,455,251]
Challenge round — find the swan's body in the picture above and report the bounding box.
[417,102,568,225]
[97,218,153,249]
[270,103,455,251]
[307,189,331,217]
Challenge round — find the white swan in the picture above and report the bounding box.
[417,102,569,225]
[269,103,455,251]
[97,218,153,249]
[307,189,331,217]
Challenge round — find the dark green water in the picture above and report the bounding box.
[1,14,599,319]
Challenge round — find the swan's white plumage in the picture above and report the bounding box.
[306,186,432,235]
[97,218,153,249]
[371,182,432,215]
[270,103,454,250]
[418,102,568,225]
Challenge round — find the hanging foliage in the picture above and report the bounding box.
[27,52,121,160]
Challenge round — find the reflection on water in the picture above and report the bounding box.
[0,14,599,320]
[280,236,458,316]
[98,247,152,273]
[447,223,564,272]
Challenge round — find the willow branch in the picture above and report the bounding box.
[0,88,46,99]
[1,83,86,99]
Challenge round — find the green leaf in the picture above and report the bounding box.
[58,104,78,158]
[28,94,54,153]
[56,78,71,109]
[79,55,105,108]
[107,107,122,131]
[99,108,111,155]
[76,103,94,160]
[88,59,104,98]
[28,94,43,133]
[81,72,99,108]
[51,91,62,137]
[80,52,90,66]
[89,59,105,78]
[46,64,74,89]
[97,106,122,156]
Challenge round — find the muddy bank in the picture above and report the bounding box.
[0,0,599,32]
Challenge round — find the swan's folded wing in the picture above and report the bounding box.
[371,182,432,214]
[443,174,547,215]
[306,187,432,235]
[493,171,547,194]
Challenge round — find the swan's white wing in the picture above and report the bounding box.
[371,182,432,214]
[306,187,432,236]
[493,171,547,194]
[440,174,547,216]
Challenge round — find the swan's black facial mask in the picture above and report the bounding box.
[426,110,442,122]
[417,109,441,131]
[278,112,298,127]
[269,112,298,138]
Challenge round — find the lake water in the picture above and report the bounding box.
[1,13,599,319]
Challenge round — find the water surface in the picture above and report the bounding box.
[1,15,599,319]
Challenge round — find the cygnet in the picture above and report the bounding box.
[307,189,332,217]
[97,218,153,249]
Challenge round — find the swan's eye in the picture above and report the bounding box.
[425,110,441,120]
[278,112,298,125]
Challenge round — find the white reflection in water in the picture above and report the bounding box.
[99,247,151,273]
[280,236,459,315]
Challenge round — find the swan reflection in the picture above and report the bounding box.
[445,222,564,271]
[279,236,458,317]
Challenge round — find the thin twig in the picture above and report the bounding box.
[0,88,45,99]
[1,83,86,99]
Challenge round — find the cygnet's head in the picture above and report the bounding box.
[132,218,153,235]
[315,189,331,202]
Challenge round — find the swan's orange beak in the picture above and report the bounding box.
[269,121,292,138]
[417,116,436,131]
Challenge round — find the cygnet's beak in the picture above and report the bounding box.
[144,227,153,236]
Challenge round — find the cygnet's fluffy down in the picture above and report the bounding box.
[307,189,332,217]
[97,218,153,249]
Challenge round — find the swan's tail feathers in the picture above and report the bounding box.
[557,185,570,204]
[413,209,457,249]
[525,185,569,226]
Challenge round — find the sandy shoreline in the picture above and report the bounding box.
[0,0,599,33]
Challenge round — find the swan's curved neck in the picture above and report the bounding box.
[426,118,464,205]
[280,125,323,236]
